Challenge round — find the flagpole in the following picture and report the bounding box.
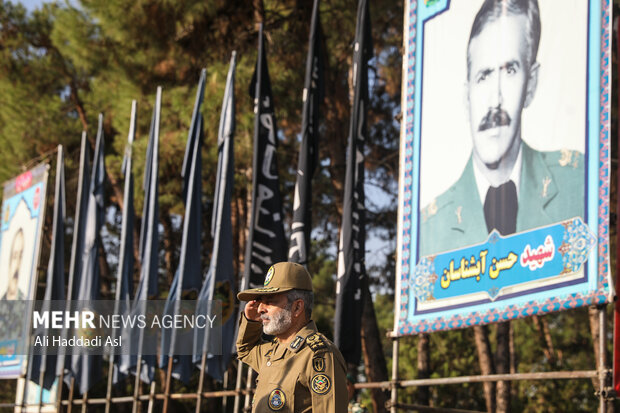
[195,51,237,412]
[67,377,75,413]
[128,87,161,412]
[58,132,89,412]
[37,146,65,413]
[162,357,174,413]
[233,362,244,413]
[81,390,87,413]
[132,354,143,413]
[244,368,255,409]
[164,69,204,411]
[195,352,208,412]
[106,100,138,413]
[164,123,201,412]
[235,23,266,413]
[147,380,156,413]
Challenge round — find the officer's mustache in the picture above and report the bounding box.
[478,106,511,132]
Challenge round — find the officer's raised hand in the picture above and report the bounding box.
[244,299,261,321]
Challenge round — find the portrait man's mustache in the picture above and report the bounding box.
[478,105,511,132]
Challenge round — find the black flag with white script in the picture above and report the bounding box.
[288,0,325,266]
[243,24,287,289]
[334,0,373,366]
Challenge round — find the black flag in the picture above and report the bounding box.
[288,0,325,266]
[334,0,373,366]
[243,25,287,289]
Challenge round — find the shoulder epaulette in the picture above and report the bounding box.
[552,148,583,169]
[421,199,438,222]
[306,333,327,352]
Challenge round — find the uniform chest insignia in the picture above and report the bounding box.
[265,349,273,358]
[311,374,331,395]
[306,333,327,351]
[312,356,325,372]
[455,206,462,224]
[542,177,552,198]
[290,336,304,350]
[268,388,286,410]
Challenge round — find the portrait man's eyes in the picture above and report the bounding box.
[502,61,520,75]
[475,61,520,84]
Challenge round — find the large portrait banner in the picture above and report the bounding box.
[395,0,612,335]
[0,163,49,377]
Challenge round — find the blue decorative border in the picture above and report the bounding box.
[396,0,612,336]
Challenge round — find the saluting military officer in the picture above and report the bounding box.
[236,261,348,412]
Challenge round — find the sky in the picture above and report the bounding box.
[17,0,45,11]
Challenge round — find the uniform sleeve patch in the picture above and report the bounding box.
[312,356,325,372]
[311,374,331,395]
[306,333,327,351]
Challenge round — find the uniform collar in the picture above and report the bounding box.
[271,320,318,361]
[473,142,523,205]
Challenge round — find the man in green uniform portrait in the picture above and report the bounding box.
[236,261,348,412]
[419,0,584,257]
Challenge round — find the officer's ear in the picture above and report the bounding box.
[524,61,540,108]
[292,299,305,318]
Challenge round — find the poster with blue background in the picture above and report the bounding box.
[0,163,48,377]
[395,0,612,335]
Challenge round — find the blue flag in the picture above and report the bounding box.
[113,101,137,385]
[66,114,106,394]
[194,53,237,381]
[160,72,205,384]
[125,89,162,385]
[59,133,90,381]
[28,145,66,390]
[334,0,373,366]
[66,133,90,302]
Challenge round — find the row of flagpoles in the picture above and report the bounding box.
[21,0,373,410]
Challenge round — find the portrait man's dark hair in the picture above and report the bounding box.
[467,0,541,78]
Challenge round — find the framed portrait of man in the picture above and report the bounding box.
[395,0,612,335]
[0,163,49,378]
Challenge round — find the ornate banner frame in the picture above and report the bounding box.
[0,163,49,377]
[395,0,612,336]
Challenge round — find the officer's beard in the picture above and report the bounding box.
[261,305,292,336]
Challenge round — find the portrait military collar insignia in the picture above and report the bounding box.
[306,333,327,352]
[289,335,304,352]
[268,388,286,410]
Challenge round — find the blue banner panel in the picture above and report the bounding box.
[0,163,49,377]
[395,0,612,335]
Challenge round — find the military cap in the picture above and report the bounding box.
[237,262,312,301]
